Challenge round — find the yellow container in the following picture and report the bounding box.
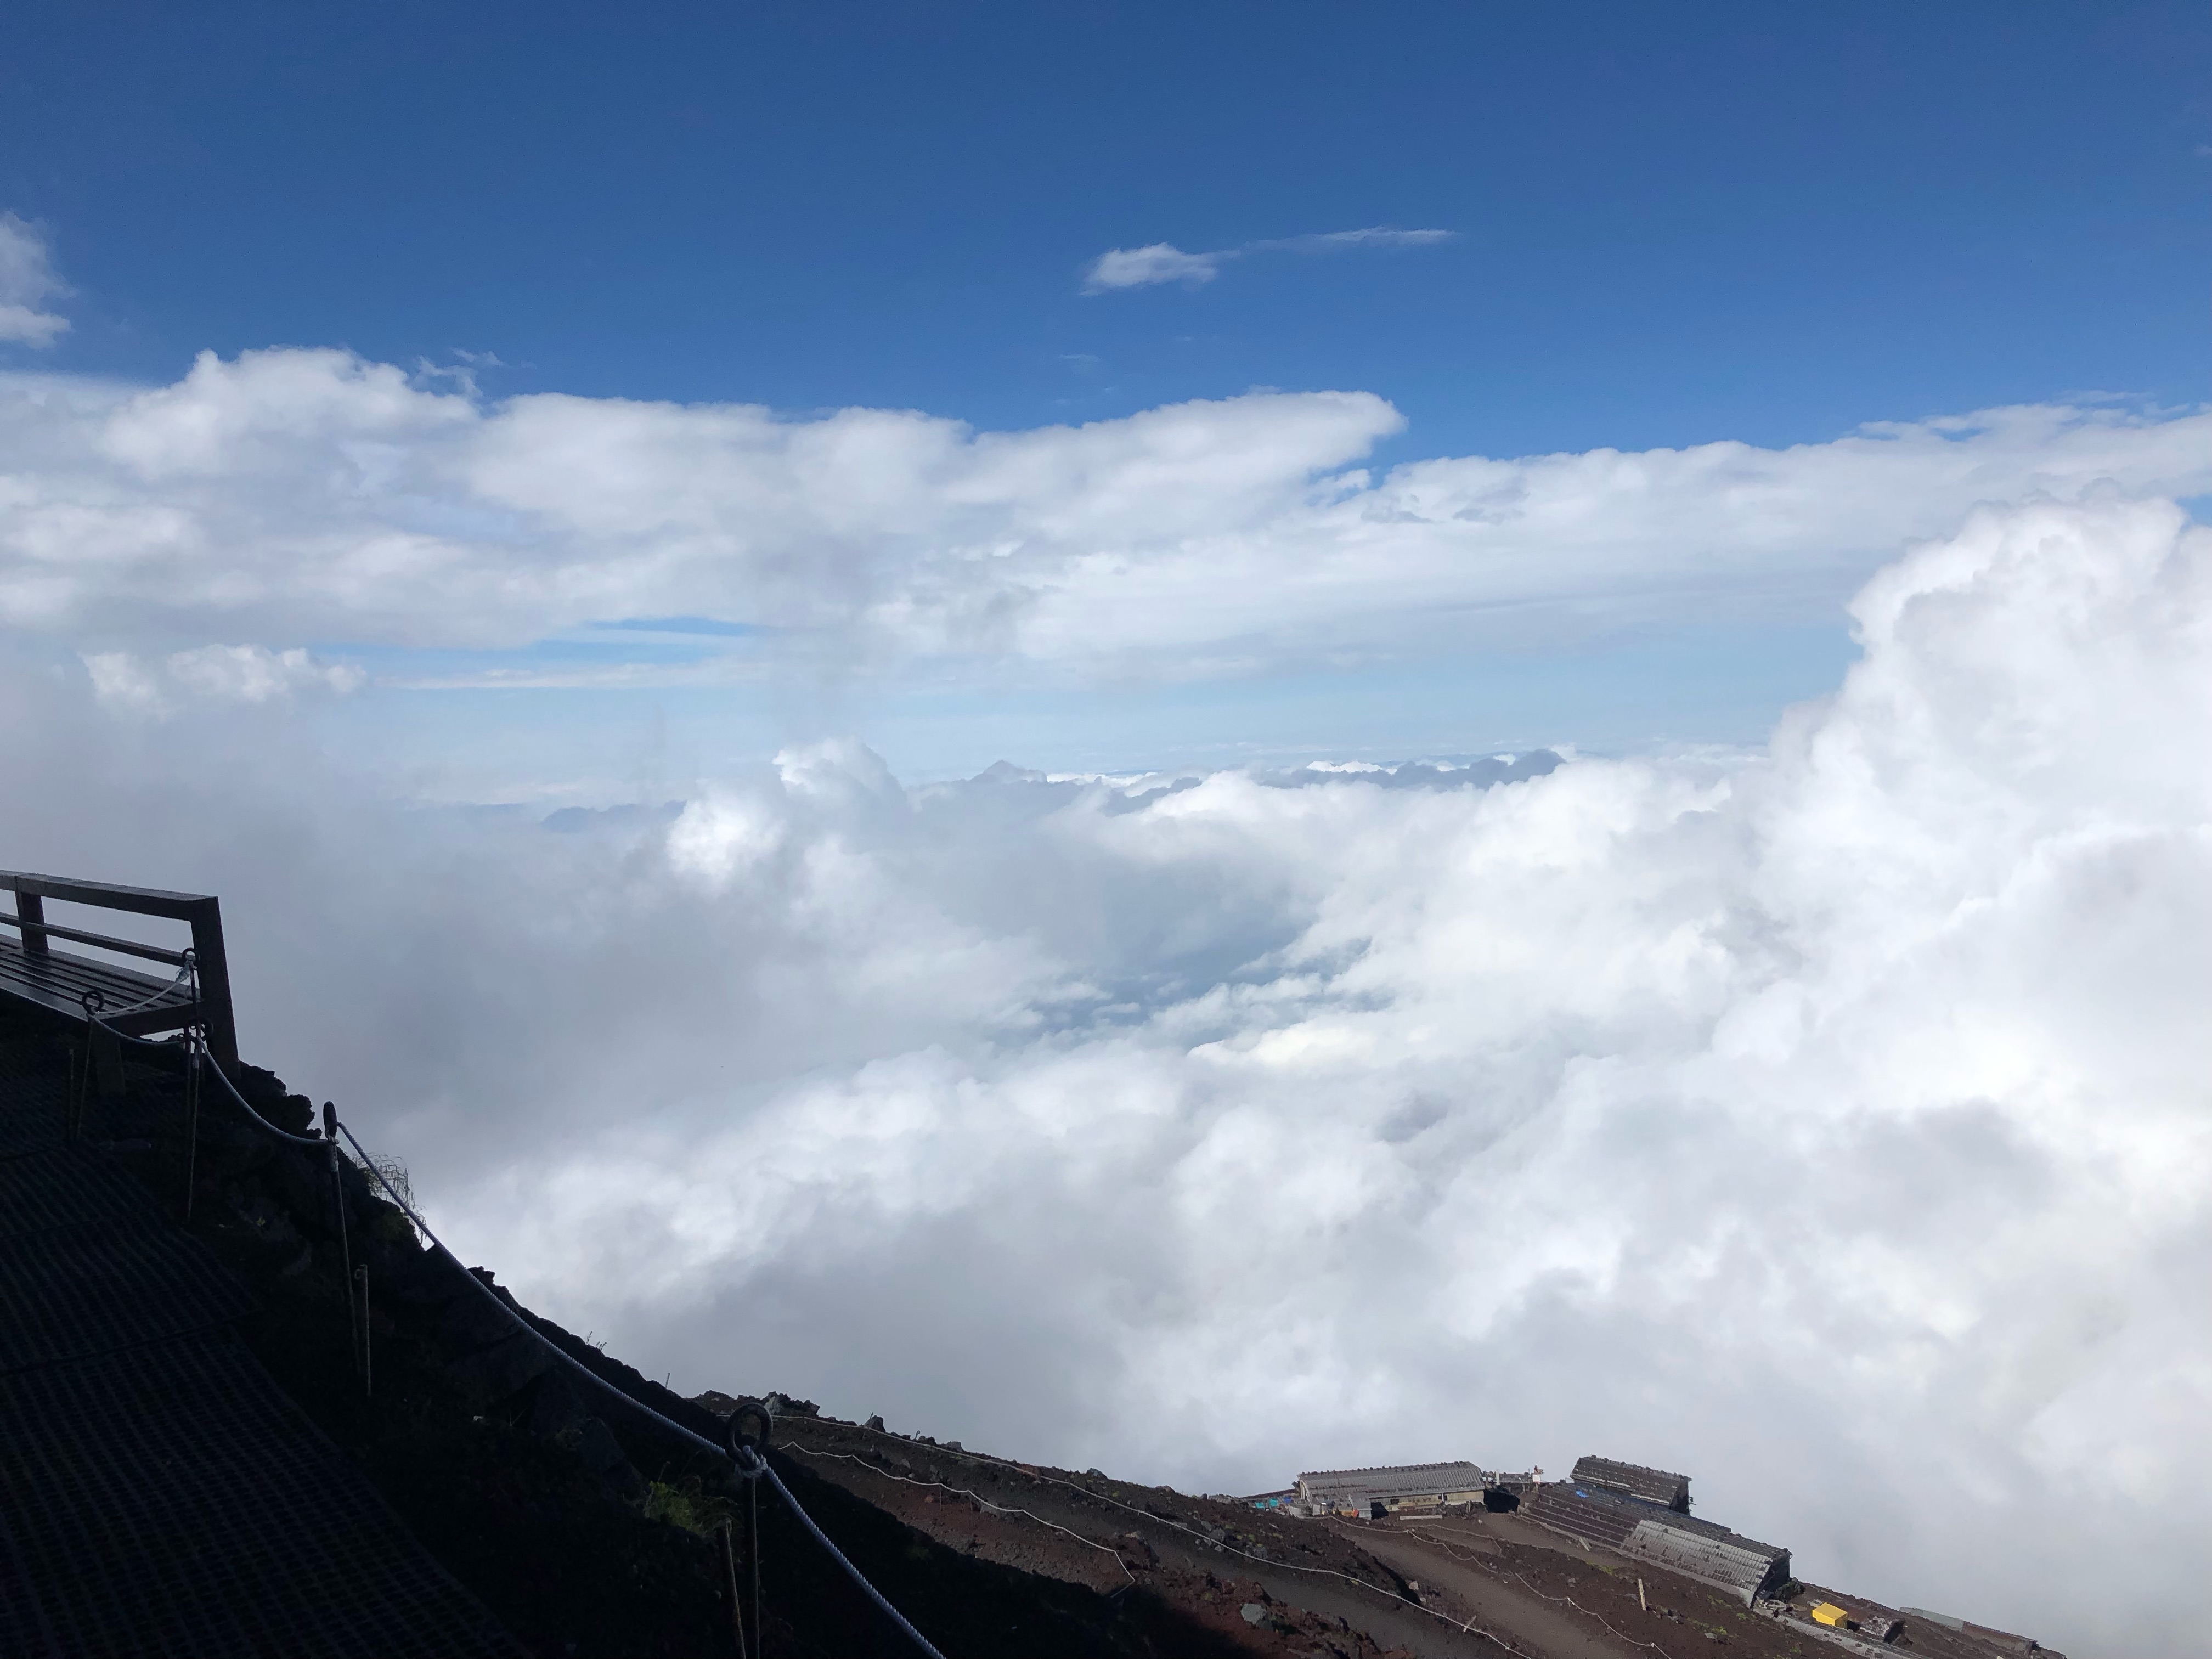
[1809,1602,1852,1628]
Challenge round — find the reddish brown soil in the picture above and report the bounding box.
[760,1412,2053,1659]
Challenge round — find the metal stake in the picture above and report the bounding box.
[354,1265,373,1397]
[326,1103,362,1389]
[749,1476,763,1658]
[720,1520,749,1659]
[179,1041,201,1222]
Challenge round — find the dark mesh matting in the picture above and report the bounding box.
[0,1146,160,1242]
[0,1330,524,1658]
[0,1062,67,1160]
[0,1509,65,1658]
[0,1217,255,1375]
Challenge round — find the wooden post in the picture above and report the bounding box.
[16,890,47,955]
[187,896,239,1073]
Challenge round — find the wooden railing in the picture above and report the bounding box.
[0,870,239,1070]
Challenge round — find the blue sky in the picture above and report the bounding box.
[2,0,2208,785]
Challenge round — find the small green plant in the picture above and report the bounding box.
[641,1480,711,1536]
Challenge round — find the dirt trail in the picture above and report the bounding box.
[1330,1524,1633,1659]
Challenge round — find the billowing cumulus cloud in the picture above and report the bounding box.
[2,349,2208,688]
[3,495,2205,1655]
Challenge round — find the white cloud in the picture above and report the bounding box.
[82,643,365,716]
[1080,242,1228,291]
[2,496,2203,1652]
[2,348,2209,682]
[0,214,71,348]
[1082,224,1457,292]
[1254,226,1458,254]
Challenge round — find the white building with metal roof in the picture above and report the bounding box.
[1293,1462,1489,1516]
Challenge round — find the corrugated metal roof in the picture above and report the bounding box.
[1522,1482,1791,1605]
[1295,1462,1488,1501]
[1571,1454,1691,1510]
[1520,1483,1641,1548]
[1622,1519,1791,1605]
[1547,1483,1781,1554]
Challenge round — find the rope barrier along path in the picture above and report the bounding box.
[1405,1523,1667,1655]
[744,1453,952,1659]
[780,1444,1136,1584]
[330,1125,951,1659]
[80,951,198,1024]
[76,959,199,1125]
[193,1041,330,1149]
[779,1418,1612,1657]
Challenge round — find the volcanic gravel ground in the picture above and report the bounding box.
[761,1413,1507,1657]
[753,1410,2054,1659]
[1363,1515,2046,1659]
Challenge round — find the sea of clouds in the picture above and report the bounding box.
[2,350,2208,1655]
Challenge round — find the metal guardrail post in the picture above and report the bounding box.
[0,870,240,1069]
[16,890,47,956]
[188,898,239,1074]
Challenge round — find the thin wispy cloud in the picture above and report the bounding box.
[0,214,71,347]
[1081,225,1455,293]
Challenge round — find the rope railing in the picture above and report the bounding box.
[1405,1519,1667,1654]
[325,1120,950,1659]
[780,1443,1137,1584]
[65,991,952,1656]
[78,952,199,1022]
[190,1035,329,1149]
[74,959,203,1153]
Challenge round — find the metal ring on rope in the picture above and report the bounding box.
[78,953,202,1055]
[80,950,198,1024]
[725,1397,775,1472]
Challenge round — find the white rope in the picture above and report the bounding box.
[82,954,197,1021]
[330,1122,949,1659]
[748,1458,953,1658]
[78,953,199,1056]
[1406,1521,1667,1654]
[781,1443,1136,1583]
[194,1036,329,1149]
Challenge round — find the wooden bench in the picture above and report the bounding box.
[0,870,239,1071]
